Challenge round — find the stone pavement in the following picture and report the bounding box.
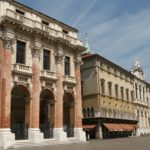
[4,136,150,150]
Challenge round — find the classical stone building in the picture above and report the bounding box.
[81,53,150,139]
[131,59,150,135]
[0,0,85,149]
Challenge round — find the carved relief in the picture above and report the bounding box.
[2,36,14,51]
[75,55,83,67]
[55,45,64,64]
[31,46,41,59]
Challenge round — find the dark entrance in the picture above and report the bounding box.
[63,92,75,137]
[11,85,30,140]
[40,89,55,139]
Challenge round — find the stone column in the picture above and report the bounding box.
[96,122,103,139]
[0,37,15,149]
[74,55,86,142]
[28,45,43,143]
[53,45,67,141]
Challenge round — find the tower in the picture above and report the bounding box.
[132,58,144,80]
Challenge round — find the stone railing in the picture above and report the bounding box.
[12,63,32,74]
[63,75,76,84]
[87,108,138,121]
[41,70,57,80]
[4,9,83,46]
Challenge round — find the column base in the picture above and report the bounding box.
[28,128,44,143]
[74,128,86,142]
[53,128,67,142]
[0,128,15,149]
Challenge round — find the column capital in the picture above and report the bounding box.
[74,55,83,68]
[55,45,64,64]
[2,36,14,51]
[31,46,41,59]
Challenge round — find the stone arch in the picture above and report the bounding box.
[63,92,75,137]
[11,84,31,140]
[40,88,55,139]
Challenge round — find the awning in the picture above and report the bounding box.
[103,123,123,131]
[103,123,137,132]
[120,124,136,131]
[83,125,96,130]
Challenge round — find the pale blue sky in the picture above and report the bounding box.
[17,0,150,82]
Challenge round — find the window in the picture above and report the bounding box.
[135,83,138,99]
[42,20,49,26]
[64,56,70,75]
[62,29,68,34]
[139,85,141,99]
[131,91,134,102]
[115,84,118,98]
[100,79,105,94]
[108,82,112,96]
[16,9,25,15]
[16,41,26,64]
[121,87,124,100]
[143,87,145,101]
[126,89,129,101]
[91,107,95,117]
[43,49,50,70]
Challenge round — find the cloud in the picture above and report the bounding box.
[73,0,97,27]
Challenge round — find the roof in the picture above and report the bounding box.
[82,53,134,77]
[10,0,78,32]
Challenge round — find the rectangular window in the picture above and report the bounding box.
[121,87,124,100]
[62,29,68,34]
[101,79,105,94]
[131,91,134,102]
[42,20,49,26]
[115,84,118,98]
[16,9,25,15]
[43,49,50,70]
[126,89,129,101]
[16,41,26,64]
[108,82,112,96]
[64,56,70,75]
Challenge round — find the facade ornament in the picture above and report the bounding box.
[55,45,63,64]
[31,46,41,59]
[2,36,14,51]
[75,55,83,68]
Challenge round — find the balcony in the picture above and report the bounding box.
[63,75,76,85]
[41,70,57,81]
[3,9,83,46]
[12,63,32,75]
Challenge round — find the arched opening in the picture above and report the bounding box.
[11,85,31,140]
[63,92,75,137]
[40,89,55,139]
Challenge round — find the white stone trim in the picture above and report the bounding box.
[28,128,44,143]
[74,128,86,142]
[53,128,67,142]
[0,128,15,149]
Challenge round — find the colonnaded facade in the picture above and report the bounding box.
[0,0,86,149]
[81,53,150,139]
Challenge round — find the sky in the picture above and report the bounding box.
[17,0,150,82]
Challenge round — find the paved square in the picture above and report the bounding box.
[14,136,150,150]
